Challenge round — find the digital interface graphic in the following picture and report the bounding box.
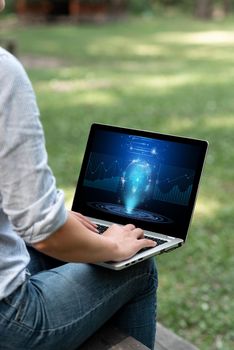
[81,129,201,233]
[88,202,173,223]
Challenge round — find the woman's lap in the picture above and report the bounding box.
[0,248,158,350]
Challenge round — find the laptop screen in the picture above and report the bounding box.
[72,124,208,240]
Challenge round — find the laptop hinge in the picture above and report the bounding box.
[164,242,183,252]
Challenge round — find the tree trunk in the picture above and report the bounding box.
[194,0,213,19]
[223,0,231,14]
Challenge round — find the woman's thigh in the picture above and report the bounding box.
[0,259,157,350]
[26,246,65,275]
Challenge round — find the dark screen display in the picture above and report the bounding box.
[72,124,208,240]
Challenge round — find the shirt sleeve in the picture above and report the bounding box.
[0,49,68,244]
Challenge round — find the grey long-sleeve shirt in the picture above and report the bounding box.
[0,48,67,299]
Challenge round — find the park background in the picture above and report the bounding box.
[1,1,233,349]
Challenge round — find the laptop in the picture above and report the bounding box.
[72,123,208,270]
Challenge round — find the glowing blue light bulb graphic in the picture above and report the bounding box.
[121,160,151,214]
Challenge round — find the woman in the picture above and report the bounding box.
[0,1,158,349]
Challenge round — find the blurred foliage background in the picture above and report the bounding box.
[3,0,234,18]
[0,1,233,350]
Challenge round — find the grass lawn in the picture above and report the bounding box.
[1,12,233,350]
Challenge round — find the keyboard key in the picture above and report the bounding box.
[96,224,167,247]
[138,236,167,253]
[145,236,167,246]
[96,224,108,234]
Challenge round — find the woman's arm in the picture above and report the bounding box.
[0,50,156,263]
[33,211,156,263]
[0,49,67,243]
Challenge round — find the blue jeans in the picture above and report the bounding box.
[0,247,158,350]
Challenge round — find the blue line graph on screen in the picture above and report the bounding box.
[153,164,194,206]
[84,152,195,209]
[84,154,124,192]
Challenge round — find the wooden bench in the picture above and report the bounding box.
[79,323,199,350]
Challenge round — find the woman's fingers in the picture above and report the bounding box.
[70,211,98,232]
[123,223,136,231]
[123,224,144,239]
[103,223,157,261]
[137,237,157,250]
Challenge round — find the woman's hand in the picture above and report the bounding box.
[103,223,157,262]
[69,214,157,261]
[69,211,98,233]
[34,212,156,263]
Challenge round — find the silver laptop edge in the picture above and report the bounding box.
[90,217,183,270]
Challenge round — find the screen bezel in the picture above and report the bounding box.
[72,123,208,240]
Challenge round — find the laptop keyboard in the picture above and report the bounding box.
[96,224,109,234]
[96,224,167,249]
